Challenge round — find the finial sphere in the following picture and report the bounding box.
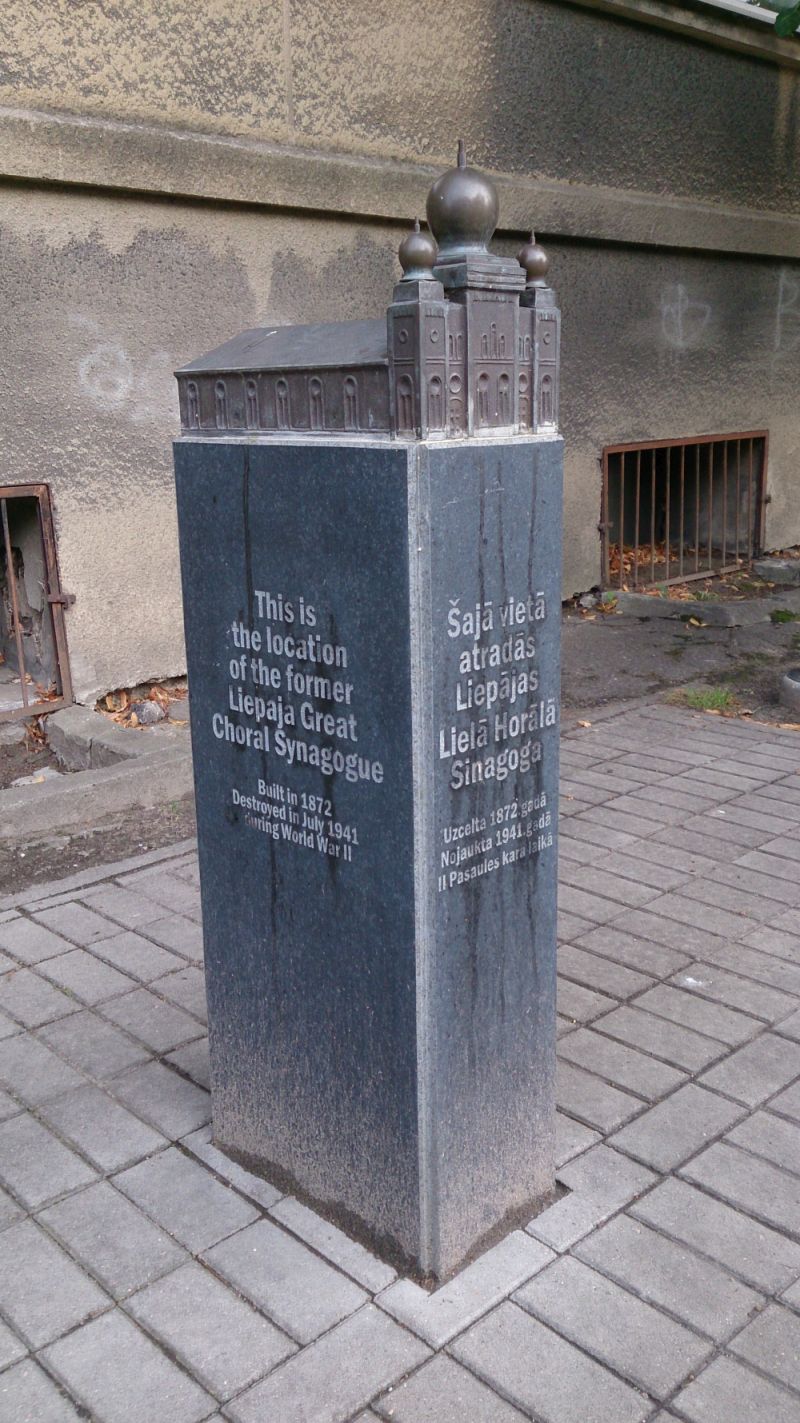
[398,219,438,280]
[518,232,549,285]
[426,145,499,263]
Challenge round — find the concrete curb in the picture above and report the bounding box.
[0,705,193,842]
[615,585,800,627]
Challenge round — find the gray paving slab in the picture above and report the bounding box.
[269,1195,396,1292]
[0,1359,83,1422]
[0,1111,98,1209]
[88,930,185,983]
[42,1308,215,1423]
[109,1059,211,1137]
[126,870,201,915]
[204,1218,367,1345]
[165,1036,210,1087]
[225,1304,430,1423]
[692,938,800,996]
[557,1027,687,1101]
[376,1231,553,1348]
[0,967,77,1028]
[0,1031,88,1104]
[35,948,137,1005]
[556,908,596,941]
[573,926,691,979]
[100,987,205,1053]
[671,1356,800,1423]
[671,962,798,1023]
[769,1077,800,1123]
[528,1145,656,1252]
[182,1125,282,1209]
[630,1176,800,1291]
[80,884,167,929]
[0,1085,20,1120]
[0,1314,27,1369]
[726,1109,800,1176]
[0,1006,20,1039]
[554,1111,601,1167]
[34,903,120,946]
[514,1255,712,1398]
[728,1303,800,1394]
[698,1031,800,1106]
[140,913,204,959]
[558,863,659,909]
[0,1218,110,1347]
[767,1005,800,1041]
[574,1213,763,1341]
[39,1084,167,1172]
[38,1009,151,1079]
[124,1260,296,1399]
[557,884,625,924]
[450,1300,650,1423]
[609,1083,746,1172]
[593,1005,727,1073]
[114,1147,259,1252]
[680,1140,800,1237]
[373,1354,528,1422]
[632,983,760,1046]
[558,943,655,999]
[0,917,74,964]
[556,1060,644,1132]
[152,965,208,1022]
[40,1180,188,1299]
[556,979,617,1026]
[0,1181,24,1228]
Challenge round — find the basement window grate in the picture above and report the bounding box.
[601,432,768,590]
[0,485,73,723]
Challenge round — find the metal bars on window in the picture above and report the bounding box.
[0,485,73,723]
[601,432,768,590]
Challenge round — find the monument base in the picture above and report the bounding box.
[175,433,562,1280]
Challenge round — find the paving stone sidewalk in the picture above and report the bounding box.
[2,701,800,1421]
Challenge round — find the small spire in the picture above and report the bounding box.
[457,138,466,168]
[397,218,437,280]
[518,232,549,288]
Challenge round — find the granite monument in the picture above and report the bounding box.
[174,146,562,1279]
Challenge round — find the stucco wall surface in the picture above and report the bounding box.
[0,188,402,701]
[2,0,798,214]
[0,0,798,698]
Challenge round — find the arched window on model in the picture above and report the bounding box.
[343,376,358,431]
[214,380,227,429]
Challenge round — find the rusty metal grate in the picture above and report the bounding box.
[0,485,73,723]
[601,432,768,589]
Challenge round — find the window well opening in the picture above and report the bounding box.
[601,433,768,590]
[0,485,73,722]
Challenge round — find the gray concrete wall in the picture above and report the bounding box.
[0,0,798,698]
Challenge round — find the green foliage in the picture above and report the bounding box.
[775,2,800,35]
[771,608,800,623]
[668,686,739,712]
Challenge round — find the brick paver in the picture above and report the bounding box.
[0,703,799,1420]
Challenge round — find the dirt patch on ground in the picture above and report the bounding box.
[0,793,197,899]
[0,737,61,791]
[561,605,800,720]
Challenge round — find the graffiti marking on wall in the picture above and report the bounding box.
[69,314,174,423]
[774,268,800,353]
[660,284,712,351]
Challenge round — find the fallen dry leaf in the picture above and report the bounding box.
[577,719,592,728]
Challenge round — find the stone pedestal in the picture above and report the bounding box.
[175,432,561,1279]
